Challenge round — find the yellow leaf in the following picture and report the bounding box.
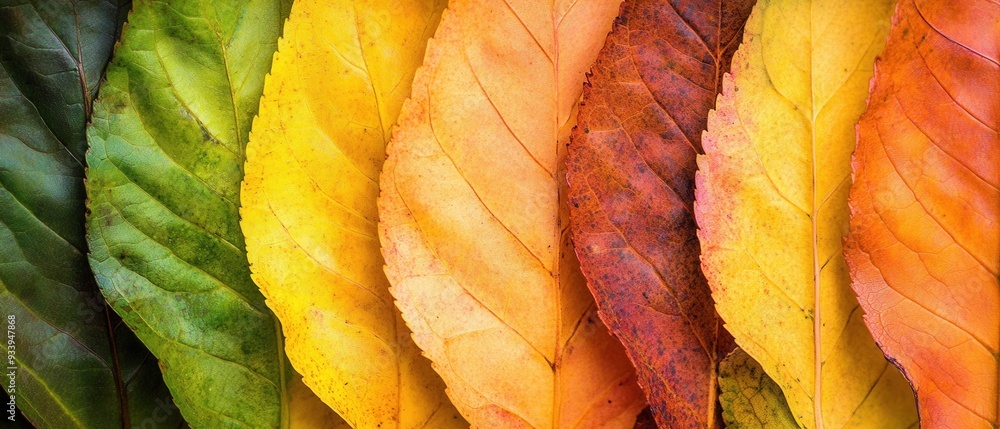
[289,373,352,428]
[694,0,919,428]
[240,0,465,427]
[377,0,646,427]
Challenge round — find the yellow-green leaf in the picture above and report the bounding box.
[240,0,465,427]
[694,0,918,428]
[85,0,340,426]
[719,348,798,429]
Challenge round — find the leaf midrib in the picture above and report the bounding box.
[549,3,564,427]
[806,3,823,429]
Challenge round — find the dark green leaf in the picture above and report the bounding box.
[85,0,295,427]
[0,0,182,428]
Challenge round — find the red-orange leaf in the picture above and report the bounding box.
[845,0,999,428]
[566,0,753,427]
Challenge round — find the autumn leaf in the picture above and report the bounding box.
[289,373,352,428]
[240,0,466,427]
[844,0,999,427]
[566,0,754,426]
[377,0,647,426]
[694,0,919,427]
[0,1,182,427]
[85,0,340,427]
[718,348,797,429]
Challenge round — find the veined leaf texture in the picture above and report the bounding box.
[377,0,647,427]
[566,0,753,427]
[4,0,995,425]
[0,0,180,427]
[844,0,1000,427]
[718,348,797,429]
[85,0,337,426]
[695,0,919,427]
[240,0,466,427]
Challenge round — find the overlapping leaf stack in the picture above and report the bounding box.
[0,0,995,428]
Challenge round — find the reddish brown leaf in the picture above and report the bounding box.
[845,0,1000,427]
[566,0,754,427]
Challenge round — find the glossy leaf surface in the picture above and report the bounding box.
[845,0,1000,427]
[0,1,181,427]
[378,0,646,426]
[240,0,465,427]
[694,0,918,427]
[566,0,753,426]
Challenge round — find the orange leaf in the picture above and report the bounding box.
[377,0,646,427]
[845,0,1000,427]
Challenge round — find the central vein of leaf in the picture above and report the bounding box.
[551,6,562,428]
[812,149,823,429]
[808,4,823,428]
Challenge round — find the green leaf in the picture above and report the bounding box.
[719,348,798,429]
[0,1,183,427]
[84,0,305,427]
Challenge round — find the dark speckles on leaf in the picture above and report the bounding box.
[197,121,220,145]
[566,0,756,427]
[108,94,129,114]
[84,0,294,426]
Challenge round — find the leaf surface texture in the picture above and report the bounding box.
[378,0,646,427]
[845,0,1000,427]
[0,1,181,427]
[240,0,466,427]
[566,0,753,426]
[694,0,918,427]
[85,0,335,427]
[718,348,797,429]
